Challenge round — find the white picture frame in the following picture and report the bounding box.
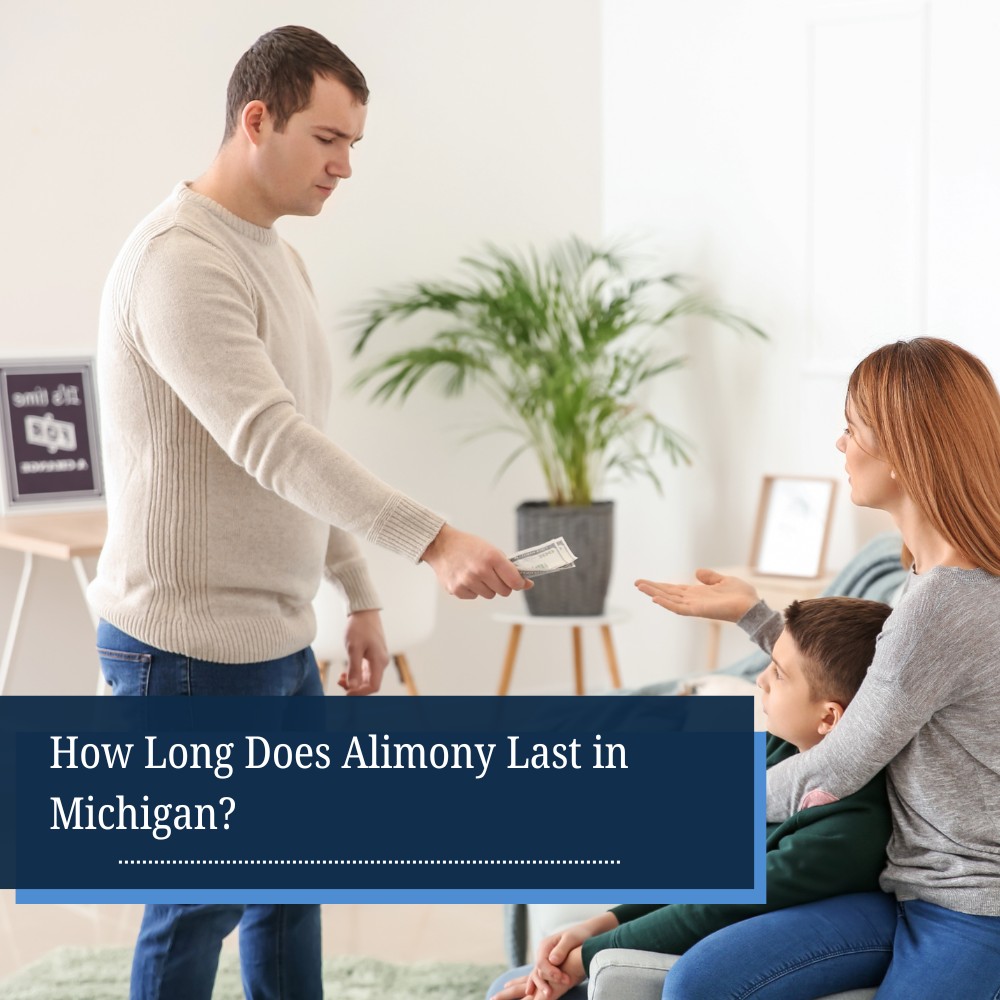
[0,358,104,515]
[750,475,837,578]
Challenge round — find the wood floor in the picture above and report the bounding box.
[0,894,506,981]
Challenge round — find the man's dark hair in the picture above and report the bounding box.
[782,596,892,706]
[224,26,369,139]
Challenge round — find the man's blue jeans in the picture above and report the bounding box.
[97,620,325,698]
[661,891,1000,1000]
[97,620,325,1000]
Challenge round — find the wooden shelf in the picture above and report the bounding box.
[0,509,107,561]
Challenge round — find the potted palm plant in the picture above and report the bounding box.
[351,237,764,615]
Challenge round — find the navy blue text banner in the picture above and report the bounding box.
[0,696,765,903]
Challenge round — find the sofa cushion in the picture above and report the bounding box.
[587,949,877,1000]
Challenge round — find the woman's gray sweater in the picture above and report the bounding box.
[745,565,1000,916]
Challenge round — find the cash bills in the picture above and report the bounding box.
[510,536,578,578]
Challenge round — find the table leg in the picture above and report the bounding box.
[0,553,33,696]
[71,555,107,696]
[572,626,584,695]
[393,653,419,696]
[316,659,331,691]
[705,622,722,672]
[599,625,623,689]
[497,624,523,696]
[71,556,99,628]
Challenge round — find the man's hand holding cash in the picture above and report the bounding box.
[509,537,578,578]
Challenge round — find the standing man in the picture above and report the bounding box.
[89,25,529,999]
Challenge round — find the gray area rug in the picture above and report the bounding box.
[0,947,506,999]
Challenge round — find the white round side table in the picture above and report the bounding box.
[490,607,629,695]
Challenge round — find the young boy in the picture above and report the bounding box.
[489,596,893,1000]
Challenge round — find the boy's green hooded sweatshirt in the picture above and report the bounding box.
[580,734,891,972]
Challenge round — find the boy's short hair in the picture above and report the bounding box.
[224,26,369,139]
[782,597,892,706]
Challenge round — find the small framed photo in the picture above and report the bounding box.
[750,475,837,578]
[0,358,104,515]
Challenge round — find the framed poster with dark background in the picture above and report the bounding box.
[0,359,104,514]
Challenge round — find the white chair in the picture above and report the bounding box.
[311,541,439,695]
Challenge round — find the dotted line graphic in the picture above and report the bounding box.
[119,858,622,866]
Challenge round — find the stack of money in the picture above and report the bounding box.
[509,537,578,578]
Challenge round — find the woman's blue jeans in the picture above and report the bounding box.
[97,620,325,1000]
[661,891,1000,1000]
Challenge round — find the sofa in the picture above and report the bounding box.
[503,533,908,1000]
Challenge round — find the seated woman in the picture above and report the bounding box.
[646,338,1000,999]
[487,594,893,1000]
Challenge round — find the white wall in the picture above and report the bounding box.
[1,0,602,693]
[602,0,1000,676]
[6,0,1000,696]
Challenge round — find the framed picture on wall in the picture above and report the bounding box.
[750,475,837,578]
[0,358,104,515]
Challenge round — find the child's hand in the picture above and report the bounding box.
[489,973,534,999]
[636,568,760,623]
[530,928,584,989]
[489,968,581,1000]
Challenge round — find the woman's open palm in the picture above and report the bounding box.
[635,568,759,623]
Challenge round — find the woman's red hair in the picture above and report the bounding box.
[848,338,1000,575]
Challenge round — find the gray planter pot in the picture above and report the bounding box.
[516,500,614,616]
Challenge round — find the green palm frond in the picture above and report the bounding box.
[351,237,765,505]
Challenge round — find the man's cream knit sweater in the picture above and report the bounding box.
[88,183,444,663]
